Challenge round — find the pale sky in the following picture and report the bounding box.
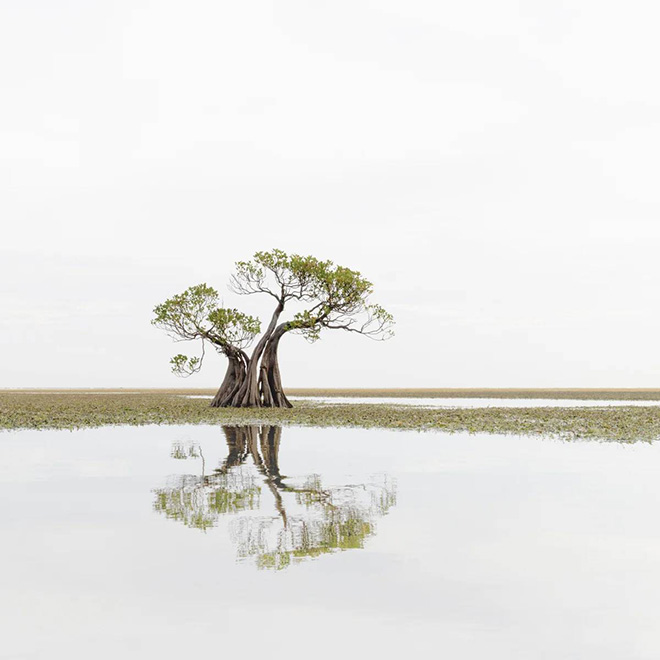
[2,0,659,389]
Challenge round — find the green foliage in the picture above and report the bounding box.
[232,249,395,341]
[152,283,220,338]
[289,265,395,341]
[231,249,333,303]
[287,309,323,341]
[152,284,261,376]
[207,307,261,339]
[170,354,202,377]
[152,284,260,348]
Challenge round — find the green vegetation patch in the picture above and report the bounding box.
[2,391,660,443]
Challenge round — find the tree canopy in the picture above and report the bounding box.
[152,249,394,407]
[152,284,260,376]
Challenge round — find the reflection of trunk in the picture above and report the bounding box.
[210,351,248,408]
[230,304,284,408]
[259,425,283,482]
[218,425,323,524]
[226,425,287,524]
[259,325,292,408]
[218,425,250,471]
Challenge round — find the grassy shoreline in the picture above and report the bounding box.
[2,390,660,443]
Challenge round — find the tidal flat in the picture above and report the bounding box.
[2,390,660,442]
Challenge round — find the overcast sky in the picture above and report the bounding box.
[2,0,659,389]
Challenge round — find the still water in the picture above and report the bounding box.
[2,424,660,659]
[187,395,660,407]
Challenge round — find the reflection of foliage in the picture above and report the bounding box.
[156,439,262,530]
[231,473,396,570]
[154,470,261,531]
[170,442,203,460]
[152,425,397,569]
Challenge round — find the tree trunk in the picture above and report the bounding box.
[210,351,248,408]
[230,302,284,407]
[259,324,292,408]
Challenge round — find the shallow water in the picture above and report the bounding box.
[2,425,660,658]
[186,394,660,407]
[289,396,660,408]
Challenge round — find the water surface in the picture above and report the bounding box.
[185,394,660,407]
[289,396,660,408]
[2,424,660,658]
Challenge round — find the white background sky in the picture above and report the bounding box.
[2,0,659,389]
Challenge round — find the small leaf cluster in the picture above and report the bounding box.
[170,354,202,377]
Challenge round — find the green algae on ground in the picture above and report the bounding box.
[2,390,660,443]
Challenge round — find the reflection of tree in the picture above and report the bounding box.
[153,425,396,569]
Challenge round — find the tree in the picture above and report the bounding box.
[152,250,394,408]
[151,284,261,407]
[153,425,397,569]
